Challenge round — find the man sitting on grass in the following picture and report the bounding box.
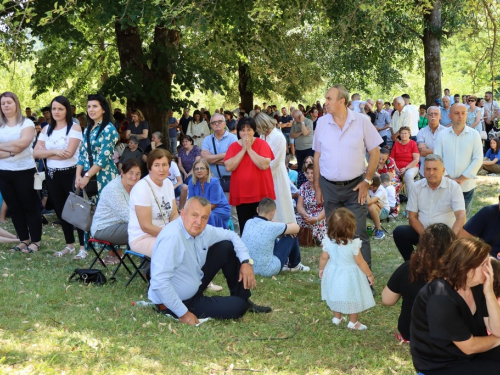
[148,196,271,326]
[367,175,390,240]
[242,198,310,276]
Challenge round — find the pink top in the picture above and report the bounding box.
[313,109,383,181]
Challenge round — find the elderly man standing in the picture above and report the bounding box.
[313,84,382,271]
[393,154,466,261]
[416,106,445,177]
[434,103,483,217]
[290,109,314,171]
[149,197,270,325]
[201,113,239,234]
[439,96,452,127]
[390,96,412,142]
[374,99,392,146]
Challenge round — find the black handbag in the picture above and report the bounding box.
[74,127,98,197]
[211,136,231,192]
[68,269,107,286]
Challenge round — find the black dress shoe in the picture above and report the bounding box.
[247,299,272,313]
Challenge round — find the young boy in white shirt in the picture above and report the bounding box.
[367,175,390,239]
[380,173,398,217]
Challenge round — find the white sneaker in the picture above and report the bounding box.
[207,282,223,292]
[332,316,346,325]
[282,264,290,272]
[290,263,310,272]
[347,321,368,330]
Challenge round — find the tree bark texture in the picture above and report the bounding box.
[238,61,253,114]
[422,0,442,106]
[114,21,178,139]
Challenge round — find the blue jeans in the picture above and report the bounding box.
[274,235,301,269]
[463,188,475,218]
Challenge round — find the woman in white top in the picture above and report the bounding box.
[128,148,179,257]
[187,110,210,149]
[0,92,41,253]
[34,96,84,257]
[254,112,296,223]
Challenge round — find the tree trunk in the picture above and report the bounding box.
[422,0,442,107]
[114,22,176,140]
[238,61,253,114]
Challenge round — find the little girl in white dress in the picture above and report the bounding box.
[319,207,376,330]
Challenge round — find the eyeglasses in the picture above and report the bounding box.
[194,167,207,171]
[427,113,440,117]
[210,120,225,125]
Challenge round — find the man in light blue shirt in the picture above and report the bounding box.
[434,103,483,217]
[148,196,270,325]
[439,96,452,126]
[202,113,239,233]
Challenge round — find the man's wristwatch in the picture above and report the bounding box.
[241,259,254,265]
[364,178,373,185]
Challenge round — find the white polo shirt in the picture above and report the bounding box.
[407,177,465,229]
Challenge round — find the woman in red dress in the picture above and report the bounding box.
[224,117,275,234]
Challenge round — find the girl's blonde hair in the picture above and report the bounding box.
[0,92,24,127]
[326,207,356,245]
[191,159,212,184]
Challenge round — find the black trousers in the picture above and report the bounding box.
[158,240,251,319]
[45,167,84,246]
[393,225,420,261]
[0,168,42,242]
[236,202,259,236]
[295,148,314,173]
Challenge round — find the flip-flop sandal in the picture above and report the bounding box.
[102,255,120,266]
[53,246,75,257]
[22,243,40,253]
[9,241,29,252]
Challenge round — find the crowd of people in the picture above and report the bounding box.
[1,84,500,374]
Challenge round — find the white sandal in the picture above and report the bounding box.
[73,249,88,260]
[332,316,346,325]
[207,282,223,292]
[53,246,75,258]
[347,321,368,330]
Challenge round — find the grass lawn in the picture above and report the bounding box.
[0,176,498,374]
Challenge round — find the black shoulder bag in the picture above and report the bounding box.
[68,269,107,286]
[212,136,230,192]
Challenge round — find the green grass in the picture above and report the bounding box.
[0,177,499,374]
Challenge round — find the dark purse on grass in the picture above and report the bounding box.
[68,269,107,286]
[298,226,314,247]
[211,136,230,192]
[74,127,98,197]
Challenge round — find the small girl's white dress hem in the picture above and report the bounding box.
[321,238,376,314]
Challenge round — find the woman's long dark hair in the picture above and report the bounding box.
[47,96,73,137]
[87,94,111,138]
[409,223,457,283]
[490,137,500,154]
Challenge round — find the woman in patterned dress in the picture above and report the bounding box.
[295,163,327,242]
[75,94,119,259]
